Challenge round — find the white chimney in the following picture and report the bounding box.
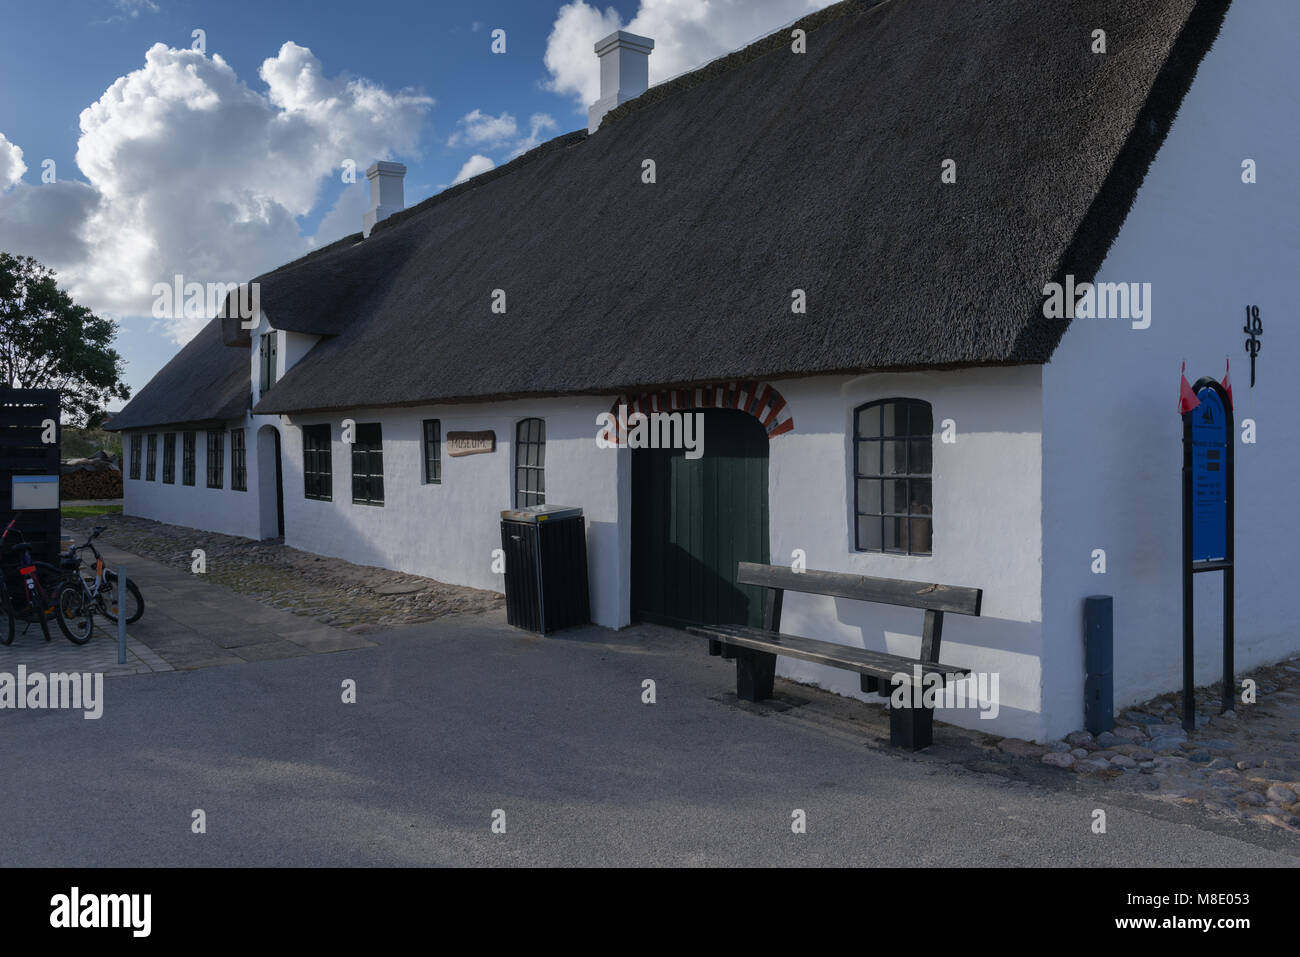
[587,31,655,134]
[363,161,406,237]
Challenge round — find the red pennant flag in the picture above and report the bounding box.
[1221,356,1233,408]
[1178,361,1200,414]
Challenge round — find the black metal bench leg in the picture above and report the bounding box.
[704,638,736,659]
[735,648,776,701]
[889,700,934,751]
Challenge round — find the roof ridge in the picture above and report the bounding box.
[598,0,883,131]
[371,129,588,235]
[367,0,882,237]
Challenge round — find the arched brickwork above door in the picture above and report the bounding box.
[606,381,793,441]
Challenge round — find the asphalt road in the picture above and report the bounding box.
[1,612,1296,867]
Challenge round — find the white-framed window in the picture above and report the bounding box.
[853,398,933,555]
[514,418,545,508]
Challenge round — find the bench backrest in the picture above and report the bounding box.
[736,562,982,617]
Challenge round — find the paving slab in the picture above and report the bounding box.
[233,641,312,662]
[83,543,377,672]
[1,612,1296,867]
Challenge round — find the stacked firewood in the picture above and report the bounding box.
[60,451,123,499]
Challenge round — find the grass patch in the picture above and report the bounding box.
[61,505,123,518]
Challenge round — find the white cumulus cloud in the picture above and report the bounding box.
[452,154,496,185]
[0,132,26,190]
[544,0,834,108]
[0,41,432,343]
[448,109,557,159]
[447,109,520,150]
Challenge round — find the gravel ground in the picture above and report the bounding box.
[61,513,504,632]
[56,514,1300,836]
[995,657,1300,834]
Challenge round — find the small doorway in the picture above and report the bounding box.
[256,424,284,538]
[631,409,770,628]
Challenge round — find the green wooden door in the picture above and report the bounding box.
[632,409,770,629]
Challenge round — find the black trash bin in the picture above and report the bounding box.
[500,505,591,634]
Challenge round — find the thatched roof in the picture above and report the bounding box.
[104,316,246,431]
[120,0,1232,427]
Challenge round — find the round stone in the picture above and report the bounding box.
[1265,784,1298,804]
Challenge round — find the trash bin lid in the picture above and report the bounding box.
[500,504,583,523]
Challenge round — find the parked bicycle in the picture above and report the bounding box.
[0,516,66,644]
[56,526,144,639]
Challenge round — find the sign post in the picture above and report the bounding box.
[1181,376,1233,731]
[117,567,127,666]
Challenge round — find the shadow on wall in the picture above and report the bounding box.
[773,593,1051,736]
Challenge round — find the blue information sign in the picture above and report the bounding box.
[1180,373,1233,732]
[1189,386,1228,563]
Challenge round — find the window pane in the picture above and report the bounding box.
[856,441,880,476]
[883,515,908,552]
[908,438,932,475]
[909,517,933,555]
[880,440,906,475]
[908,402,933,438]
[910,478,932,513]
[857,515,882,551]
[856,479,882,515]
[856,405,880,439]
[880,402,903,438]
[884,479,909,514]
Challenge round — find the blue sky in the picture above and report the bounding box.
[0,0,829,406]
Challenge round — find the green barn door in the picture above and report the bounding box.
[632,409,769,629]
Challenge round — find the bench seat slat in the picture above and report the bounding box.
[734,563,982,616]
[687,623,970,686]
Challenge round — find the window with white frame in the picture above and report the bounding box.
[514,418,545,509]
[853,398,933,555]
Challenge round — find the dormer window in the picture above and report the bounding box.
[259,331,278,393]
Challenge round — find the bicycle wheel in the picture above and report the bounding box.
[55,583,95,645]
[100,574,144,624]
[26,580,52,642]
[33,563,66,642]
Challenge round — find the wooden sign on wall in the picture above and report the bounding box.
[446,430,496,457]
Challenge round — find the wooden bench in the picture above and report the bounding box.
[687,563,983,750]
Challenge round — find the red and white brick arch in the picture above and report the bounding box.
[604,381,794,442]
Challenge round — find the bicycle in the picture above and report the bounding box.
[0,556,12,646]
[60,526,144,626]
[0,516,65,644]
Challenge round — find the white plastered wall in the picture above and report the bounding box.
[767,368,1046,740]
[1039,0,1300,738]
[282,397,629,628]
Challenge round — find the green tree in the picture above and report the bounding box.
[0,252,130,427]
